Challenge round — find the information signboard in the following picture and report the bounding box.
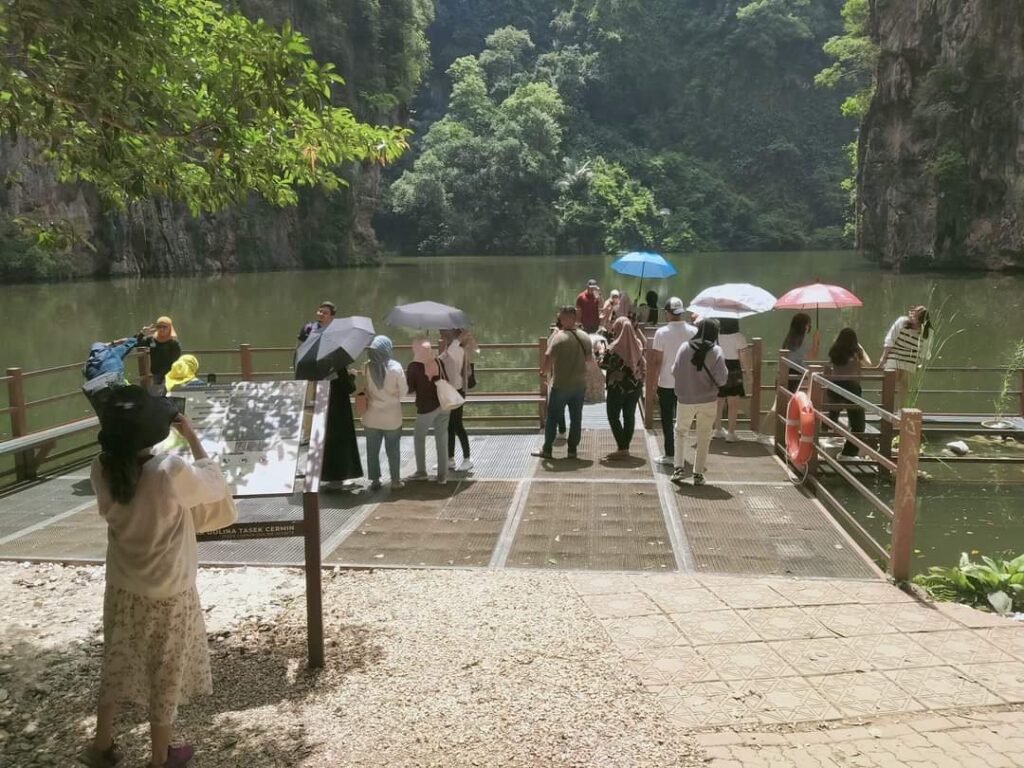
[163,381,306,497]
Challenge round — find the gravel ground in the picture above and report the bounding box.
[0,563,700,767]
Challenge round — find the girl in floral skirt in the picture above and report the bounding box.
[79,386,235,768]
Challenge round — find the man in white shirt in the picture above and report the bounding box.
[650,297,696,464]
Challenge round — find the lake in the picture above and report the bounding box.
[1,250,1022,573]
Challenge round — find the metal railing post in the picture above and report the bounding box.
[538,336,548,429]
[808,365,825,476]
[240,344,254,381]
[1019,368,1024,417]
[6,368,29,481]
[891,409,923,582]
[136,350,152,390]
[643,347,657,429]
[880,368,896,464]
[774,349,790,453]
[749,338,762,432]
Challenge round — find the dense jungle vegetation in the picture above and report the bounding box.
[378,0,862,255]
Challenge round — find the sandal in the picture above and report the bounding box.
[77,743,123,768]
[163,744,194,767]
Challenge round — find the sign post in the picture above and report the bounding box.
[185,380,330,668]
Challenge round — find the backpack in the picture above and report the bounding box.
[83,343,120,381]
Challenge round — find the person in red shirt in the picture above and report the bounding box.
[575,278,601,333]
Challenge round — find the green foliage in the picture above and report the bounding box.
[0,214,80,281]
[815,0,877,119]
[914,552,1024,615]
[388,1,859,254]
[0,0,411,215]
[993,340,1024,418]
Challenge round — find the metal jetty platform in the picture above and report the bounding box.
[0,405,880,580]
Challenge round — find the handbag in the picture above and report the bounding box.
[435,360,465,412]
[467,363,477,390]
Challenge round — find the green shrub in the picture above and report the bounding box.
[913,552,1024,615]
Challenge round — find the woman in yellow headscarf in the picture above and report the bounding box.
[136,316,182,392]
[165,355,201,392]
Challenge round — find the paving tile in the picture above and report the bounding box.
[699,641,798,681]
[670,609,759,646]
[808,671,923,718]
[769,637,867,675]
[884,666,1004,709]
[626,644,717,686]
[630,573,703,592]
[837,580,915,603]
[764,579,856,606]
[981,627,1024,662]
[639,584,729,613]
[837,632,942,671]
[880,603,958,633]
[738,606,834,641]
[580,591,661,619]
[655,682,756,728]
[704,582,794,609]
[932,601,1018,629]
[957,661,1024,704]
[729,676,842,724]
[569,572,643,595]
[600,614,682,652]
[911,629,1015,665]
[804,604,900,637]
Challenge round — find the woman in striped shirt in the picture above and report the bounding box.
[879,305,932,411]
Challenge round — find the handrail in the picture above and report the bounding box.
[773,352,923,581]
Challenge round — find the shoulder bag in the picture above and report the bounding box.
[435,359,465,412]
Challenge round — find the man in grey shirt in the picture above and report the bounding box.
[533,306,593,459]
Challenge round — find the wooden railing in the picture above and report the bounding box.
[775,354,923,581]
[2,340,549,485]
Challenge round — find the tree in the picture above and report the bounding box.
[0,0,411,214]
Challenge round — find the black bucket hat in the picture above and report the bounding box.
[98,385,179,454]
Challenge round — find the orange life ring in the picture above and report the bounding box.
[785,391,815,468]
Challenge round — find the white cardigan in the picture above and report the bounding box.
[92,454,235,599]
[361,359,406,431]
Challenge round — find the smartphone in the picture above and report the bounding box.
[168,396,187,416]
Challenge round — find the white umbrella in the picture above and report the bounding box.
[687,283,777,319]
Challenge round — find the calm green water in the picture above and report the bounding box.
[1,251,1022,572]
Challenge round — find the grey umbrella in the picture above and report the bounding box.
[385,301,470,330]
[294,316,375,380]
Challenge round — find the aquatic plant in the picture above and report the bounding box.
[905,290,963,411]
[913,552,1024,614]
[991,339,1024,422]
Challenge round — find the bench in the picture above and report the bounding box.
[0,417,99,480]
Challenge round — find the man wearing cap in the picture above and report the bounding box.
[575,279,601,334]
[650,297,696,464]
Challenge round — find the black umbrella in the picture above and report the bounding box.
[294,316,375,381]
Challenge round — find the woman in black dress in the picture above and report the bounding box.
[136,316,182,395]
[297,302,363,486]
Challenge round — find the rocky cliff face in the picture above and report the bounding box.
[859,0,1024,270]
[0,0,422,280]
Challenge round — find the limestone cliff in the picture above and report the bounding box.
[0,0,429,280]
[859,0,1024,270]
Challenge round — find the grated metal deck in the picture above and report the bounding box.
[0,428,882,579]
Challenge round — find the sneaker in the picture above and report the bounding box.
[671,467,686,484]
[78,744,123,768]
[726,431,739,443]
[436,477,448,485]
[531,450,554,459]
[391,479,405,489]
[656,455,674,466]
[712,428,728,440]
[163,744,194,767]
[567,449,578,459]
[457,458,474,472]
[407,470,428,481]
[369,480,382,491]
[693,473,706,486]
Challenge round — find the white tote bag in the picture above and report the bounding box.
[436,360,465,411]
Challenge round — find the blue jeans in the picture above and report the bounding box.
[544,387,585,453]
[365,427,402,483]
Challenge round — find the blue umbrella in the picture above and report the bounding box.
[610,251,677,302]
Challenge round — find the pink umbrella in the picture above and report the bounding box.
[773,282,862,326]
